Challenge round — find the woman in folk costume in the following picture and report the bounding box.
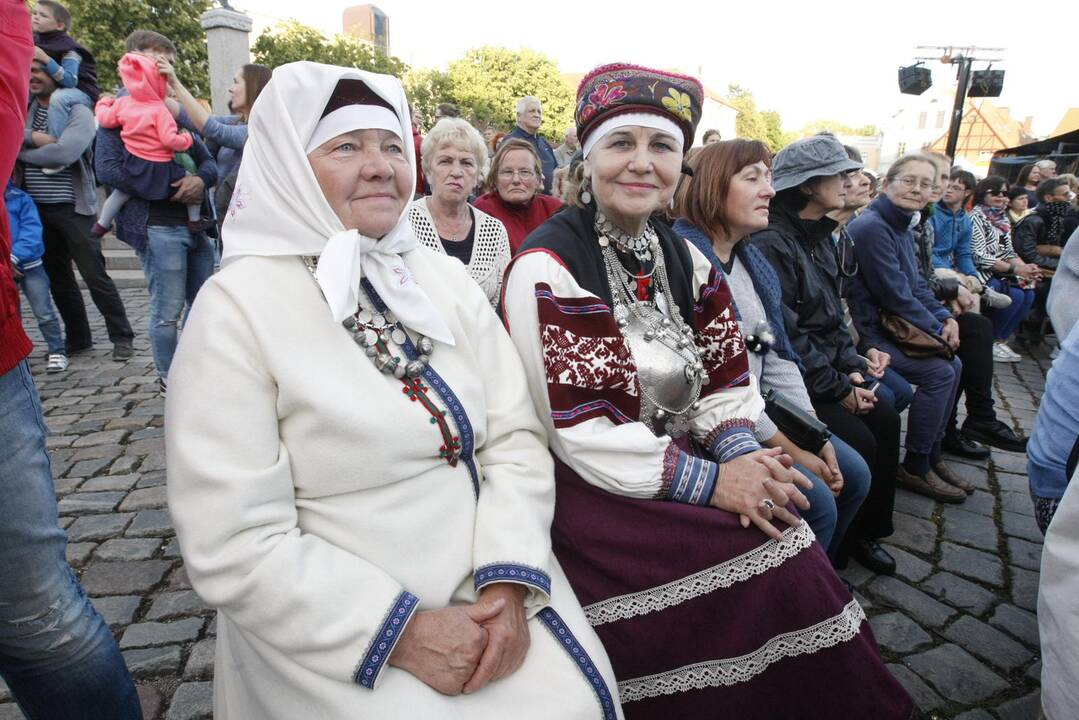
[501,63,914,719]
[164,61,620,720]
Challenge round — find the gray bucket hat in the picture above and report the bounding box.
[771,135,863,192]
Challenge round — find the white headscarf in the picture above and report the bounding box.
[221,61,454,345]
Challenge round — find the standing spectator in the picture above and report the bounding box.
[503,96,557,194]
[166,61,271,219]
[1027,322,1079,533]
[1017,163,1042,208]
[0,2,142,716]
[752,134,912,574]
[969,176,1039,362]
[92,53,202,235]
[1007,186,1032,226]
[95,30,218,394]
[20,60,135,359]
[848,155,970,503]
[434,101,458,119]
[473,138,561,254]
[30,0,98,141]
[1036,158,1058,179]
[1048,229,1079,340]
[1038,466,1079,720]
[7,177,66,371]
[552,125,577,167]
[702,128,721,145]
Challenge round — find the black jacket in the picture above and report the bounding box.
[751,202,865,403]
[1012,207,1063,270]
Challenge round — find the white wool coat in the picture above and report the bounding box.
[165,248,621,719]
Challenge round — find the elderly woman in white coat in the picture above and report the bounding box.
[408,117,511,306]
[165,62,619,719]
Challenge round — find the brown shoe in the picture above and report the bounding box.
[896,465,967,504]
[932,463,975,495]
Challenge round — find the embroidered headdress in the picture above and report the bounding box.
[574,63,704,156]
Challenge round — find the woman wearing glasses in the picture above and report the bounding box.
[474,139,563,254]
[847,155,969,505]
[969,176,1040,362]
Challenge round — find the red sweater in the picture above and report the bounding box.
[472,191,563,255]
[95,53,192,162]
[1,0,34,374]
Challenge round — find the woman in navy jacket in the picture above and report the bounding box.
[848,155,969,505]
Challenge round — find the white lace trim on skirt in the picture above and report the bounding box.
[618,598,867,703]
[583,521,815,626]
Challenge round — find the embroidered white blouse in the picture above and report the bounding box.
[165,248,621,719]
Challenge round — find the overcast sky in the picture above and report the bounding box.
[239,0,1075,136]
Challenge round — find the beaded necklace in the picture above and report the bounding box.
[301,257,461,466]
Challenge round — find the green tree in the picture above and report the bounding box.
[404,67,453,129]
[66,0,212,96]
[727,84,797,150]
[798,119,879,137]
[252,21,408,77]
[445,46,573,140]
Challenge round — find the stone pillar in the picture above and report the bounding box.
[200,7,253,115]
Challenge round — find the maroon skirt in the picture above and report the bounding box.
[551,458,914,720]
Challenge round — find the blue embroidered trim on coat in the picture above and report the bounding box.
[705,421,761,463]
[551,399,636,425]
[662,448,718,506]
[363,279,481,498]
[474,563,552,595]
[354,591,418,689]
[538,607,618,720]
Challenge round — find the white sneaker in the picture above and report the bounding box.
[39,166,64,176]
[982,287,1013,310]
[46,353,69,373]
[992,342,1021,363]
[157,376,168,397]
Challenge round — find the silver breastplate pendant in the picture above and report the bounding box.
[604,246,708,439]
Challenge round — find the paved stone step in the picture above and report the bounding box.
[104,249,143,271]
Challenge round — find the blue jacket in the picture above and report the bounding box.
[929,202,977,276]
[1028,322,1079,499]
[5,180,44,271]
[94,125,218,253]
[504,126,557,195]
[674,218,803,371]
[847,194,952,347]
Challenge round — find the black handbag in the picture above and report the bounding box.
[763,389,831,453]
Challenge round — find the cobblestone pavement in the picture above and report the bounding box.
[0,287,1053,719]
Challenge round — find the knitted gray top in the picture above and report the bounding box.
[726,256,816,442]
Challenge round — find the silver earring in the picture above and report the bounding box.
[579,188,592,205]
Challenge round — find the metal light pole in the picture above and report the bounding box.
[913,47,1004,161]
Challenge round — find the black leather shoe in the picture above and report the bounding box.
[962,419,1028,453]
[851,540,896,575]
[112,340,134,361]
[65,341,93,355]
[942,431,990,459]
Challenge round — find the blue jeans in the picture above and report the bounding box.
[873,367,913,413]
[0,361,141,718]
[138,226,215,378]
[795,435,871,558]
[986,279,1036,341]
[878,340,964,456]
[16,265,64,354]
[44,88,92,140]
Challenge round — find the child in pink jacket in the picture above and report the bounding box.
[93,52,200,235]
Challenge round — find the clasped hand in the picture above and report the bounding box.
[388,583,529,696]
[711,447,813,540]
